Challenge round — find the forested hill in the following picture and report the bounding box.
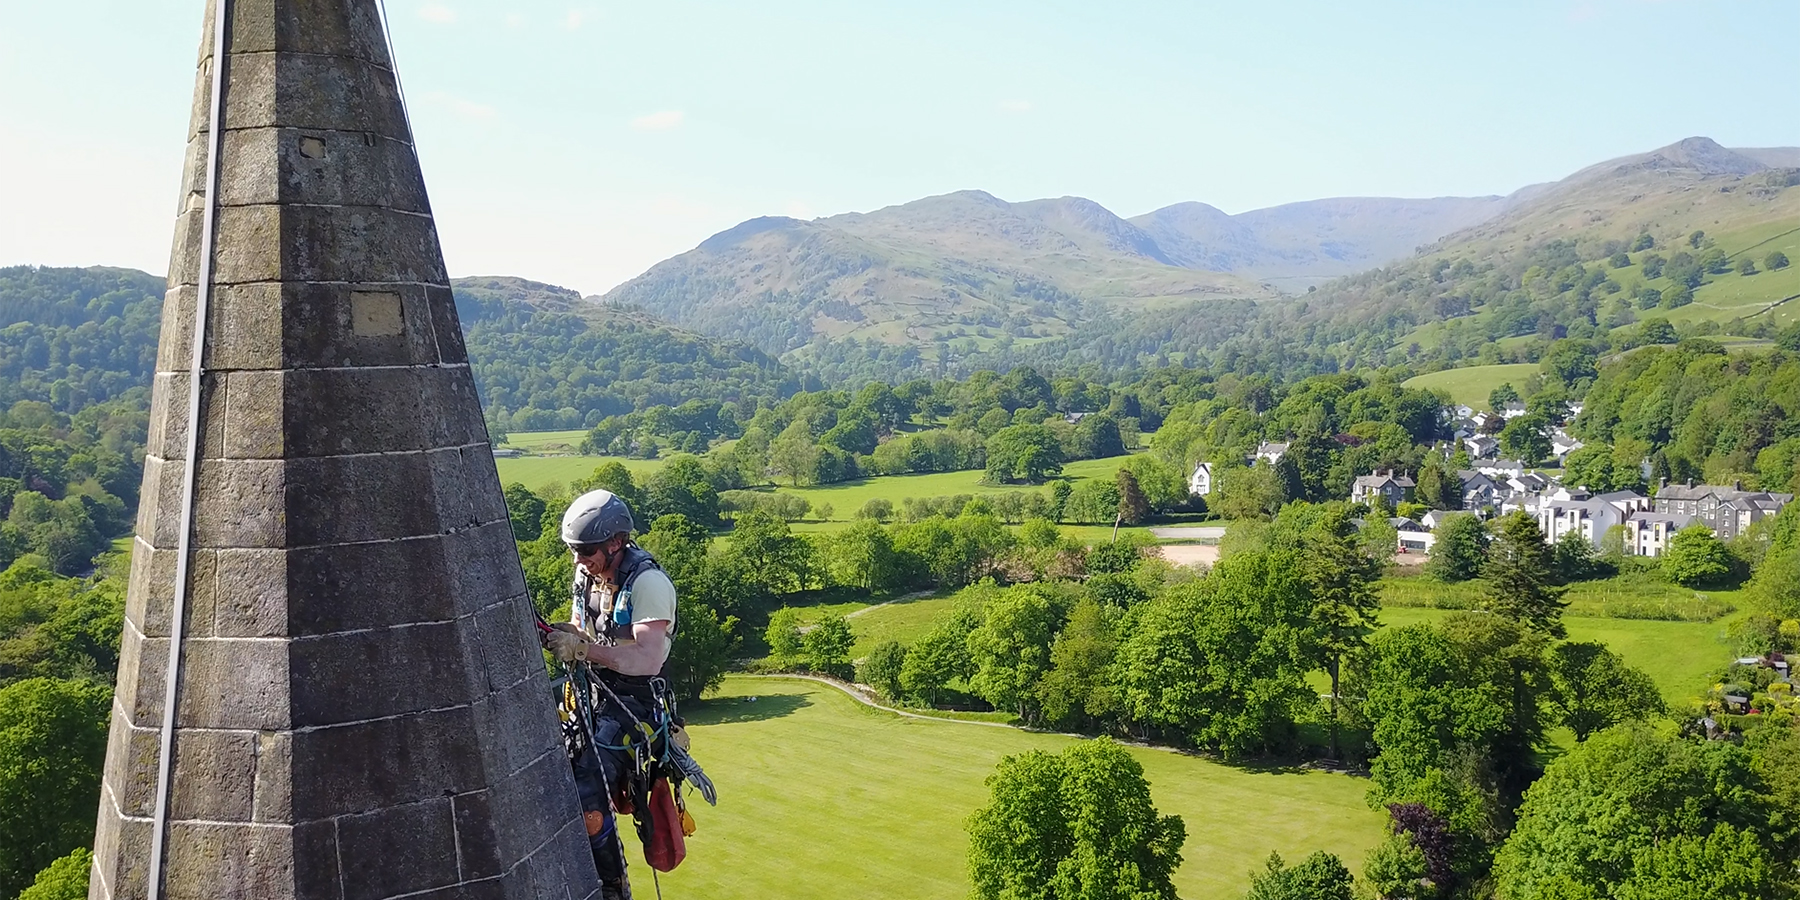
[451,276,802,433]
[0,266,164,410]
[0,266,801,436]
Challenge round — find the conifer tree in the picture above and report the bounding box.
[1481,512,1568,638]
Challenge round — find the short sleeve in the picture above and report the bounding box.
[628,569,677,626]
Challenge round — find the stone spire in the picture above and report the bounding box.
[91,2,598,898]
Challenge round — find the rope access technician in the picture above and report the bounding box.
[542,489,687,900]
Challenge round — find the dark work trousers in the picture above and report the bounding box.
[571,690,659,884]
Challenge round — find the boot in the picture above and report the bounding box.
[600,877,632,900]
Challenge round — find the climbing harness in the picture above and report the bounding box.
[537,555,716,896]
[146,2,231,897]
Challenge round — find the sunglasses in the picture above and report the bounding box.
[567,542,606,557]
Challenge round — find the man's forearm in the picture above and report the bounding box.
[585,625,670,677]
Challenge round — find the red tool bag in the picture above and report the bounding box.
[644,778,687,872]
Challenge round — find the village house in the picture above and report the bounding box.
[1621,511,1693,558]
[1352,469,1415,507]
[1538,489,1652,549]
[1653,481,1794,540]
[1550,429,1584,463]
[1395,518,1436,554]
[1187,461,1214,497]
[1457,470,1502,511]
[1464,435,1500,459]
[1472,457,1524,480]
[1253,441,1289,466]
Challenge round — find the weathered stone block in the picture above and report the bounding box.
[446,522,531,618]
[163,821,294,900]
[213,548,287,637]
[429,447,510,533]
[90,803,153,900]
[451,788,503,880]
[210,203,285,284]
[290,620,470,727]
[218,126,430,211]
[208,281,285,370]
[285,451,440,545]
[480,747,577,874]
[146,371,226,461]
[215,49,410,140]
[193,458,286,547]
[175,637,290,730]
[468,673,563,780]
[282,281,443,368]
[425,284,470,365]
[288,704,484,818]
[472,596,540,694]
[222,369,286,458]
[291,819,341,900]
[99,706,162,818]
[281,204,448,284]
[284,536,456,635]
[155,286,197,374]
[114,626,168,728]
[228,0,393,65]
[336,798,460,900]
[253,730,293,823]
[168,728,260,821]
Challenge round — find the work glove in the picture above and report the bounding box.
[544,625,590,663]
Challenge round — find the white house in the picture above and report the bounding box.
[1396,518,1437,555]
[1538,490,1650,549]
[1465,435,1500,459]
[1550,430,1584,462]
[1253,442,1290,465]
[1500,401,1528,419]
[1188,462,1214,497]
[1622,511,1693,558]
[1474,458,1526,479]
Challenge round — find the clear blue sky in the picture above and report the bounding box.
[3,0,1796,294]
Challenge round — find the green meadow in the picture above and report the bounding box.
[1378,606,1735,703]
[761,456,1130,520]
[661,676,1386,900]
[493,454,666,492]
[1402,363,1540,407]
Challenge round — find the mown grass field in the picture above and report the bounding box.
[661,677,1386,900]
[1402,364,1539,407]
[764,456,1130,520]
[1379,606,1734,703]
[497,429,590,451]
[493,454,666,492]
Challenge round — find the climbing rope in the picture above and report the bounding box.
[145,0,231,896]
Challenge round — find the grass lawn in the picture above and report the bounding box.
[497,429,590,451]
[1402,364,1540,408]
[663,676,1386,900]
[1378,606,1735,703]
[846,593,959,658]
[762,456,1130,521]
[493,455,665,492]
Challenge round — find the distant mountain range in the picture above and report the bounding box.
[598,137,1800,358]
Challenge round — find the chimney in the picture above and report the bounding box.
[91,3,596,898]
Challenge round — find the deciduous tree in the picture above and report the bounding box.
[966,739,1185,900]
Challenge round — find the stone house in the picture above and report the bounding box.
[1653,481,1794,540]
[1352,469,1415,507]
[1622,511,1693,558]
